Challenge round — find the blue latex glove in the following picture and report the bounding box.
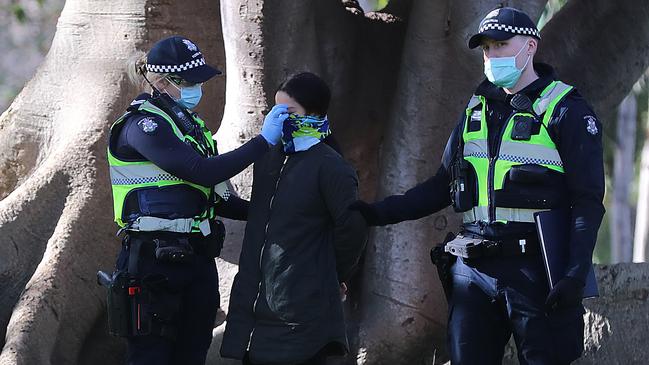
[261,104,289,145]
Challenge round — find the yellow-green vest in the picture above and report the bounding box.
[461,81,573,223]
[107,99,216,230]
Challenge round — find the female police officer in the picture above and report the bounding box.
[106,36,288,365]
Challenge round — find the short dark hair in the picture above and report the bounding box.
[277,72,331,117]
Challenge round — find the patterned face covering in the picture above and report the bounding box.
[281,113,331,154]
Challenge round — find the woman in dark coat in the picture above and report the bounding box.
[221,72,368,365]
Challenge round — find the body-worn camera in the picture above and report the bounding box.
[511,115,536,141]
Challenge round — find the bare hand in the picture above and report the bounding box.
[340,282,348,302]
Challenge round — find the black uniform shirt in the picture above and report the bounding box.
[372,63,605,282]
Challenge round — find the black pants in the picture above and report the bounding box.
[447,255,585,365]
[242,348,328,365]
[115,234,219,365]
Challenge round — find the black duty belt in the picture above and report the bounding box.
[444,234,540,259]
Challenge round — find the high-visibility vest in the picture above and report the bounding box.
[460,81,573,223]
[107,99,216,230]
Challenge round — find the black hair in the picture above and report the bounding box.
[277,72,331,117]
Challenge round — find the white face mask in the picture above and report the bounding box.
[483,42,530,88]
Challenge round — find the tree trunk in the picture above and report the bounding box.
[611,93,637,263]
[634,92,649,263]
[538,0,649,115]
[0,1,224,364]
[1,0,649,364]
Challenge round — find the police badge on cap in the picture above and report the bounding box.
[468,7,541,49]
[146,36,222,83]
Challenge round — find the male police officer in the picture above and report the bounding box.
[351,7,604,365]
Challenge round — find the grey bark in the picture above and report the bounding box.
[0,0,224,364]
[634,93,649,263]
[611,93,637,263]
[538,0,649,115]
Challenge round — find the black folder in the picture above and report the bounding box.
[534,209,599,298]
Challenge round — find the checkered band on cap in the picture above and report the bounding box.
[479,23,540,38]
[146,57,207,73]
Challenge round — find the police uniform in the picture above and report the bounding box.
[107,36,270,365]
[352,8,605,365]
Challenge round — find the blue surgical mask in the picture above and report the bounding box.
[167,78,203,110]
[176,84,202,110]
[484,42,530,89]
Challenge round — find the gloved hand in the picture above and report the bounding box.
[349,200,380,226]
[544,276,584,312]
[261,104,289,145]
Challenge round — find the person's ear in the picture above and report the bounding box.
[528,38,538,55]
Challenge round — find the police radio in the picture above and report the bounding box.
[450,158,473,212]
[150,90,196,135]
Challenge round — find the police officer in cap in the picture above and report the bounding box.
[107,35,288,364]
[350,7,604,364]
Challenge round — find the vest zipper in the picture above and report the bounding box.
[247,154,290,350]
[487,111,514,222]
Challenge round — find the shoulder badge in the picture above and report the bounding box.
[137,117,158,134]
[584,115,598,135]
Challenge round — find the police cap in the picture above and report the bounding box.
[468,7,540,49]
[146,36,222,83]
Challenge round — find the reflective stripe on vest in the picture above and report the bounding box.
[461,81,573,223]
[463,206,551,224]
[108,100,216,228]
[110,164,183,186]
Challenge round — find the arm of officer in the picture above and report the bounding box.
[554,96,605,283]
[351,122,461,226]
[320,156,368,283]
[125,115,268,187]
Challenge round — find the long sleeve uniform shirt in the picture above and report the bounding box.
[371,64,605,283]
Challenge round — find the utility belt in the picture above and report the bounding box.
[97,219,225,339]
[123,216,226,260]
[443,233,540,259]
[126,216,209,235]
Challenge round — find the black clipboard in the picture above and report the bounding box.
[534,209,599,298]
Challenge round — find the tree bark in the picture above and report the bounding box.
[634,91,649,263]
[538,0,649,115]
[0,0,224,364]
[611,93,637,263]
